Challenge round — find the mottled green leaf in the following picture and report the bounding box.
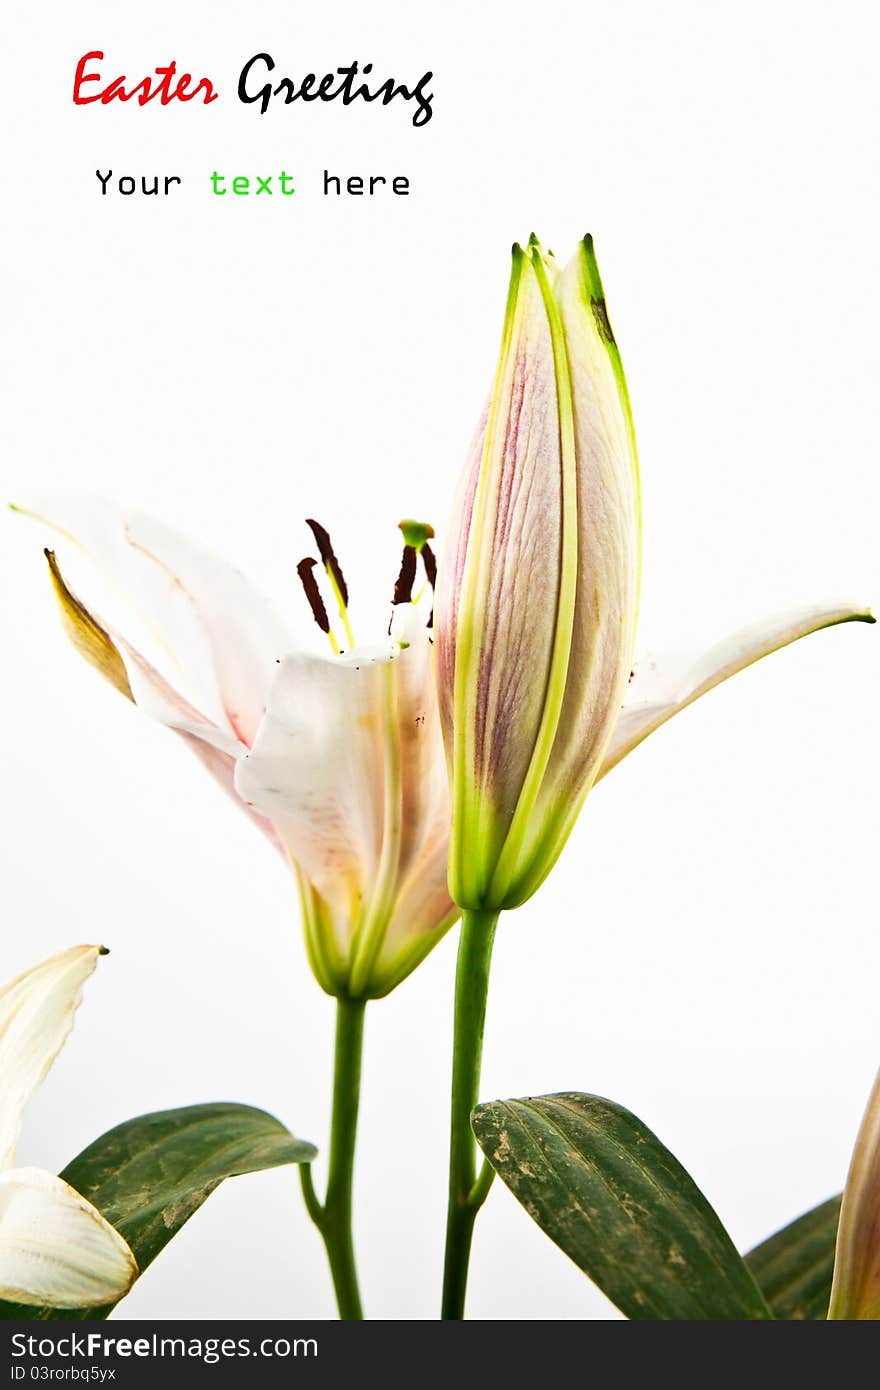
[745,1195,840,1320]
[0,1102,316,1320]
[473,1092,773,1320]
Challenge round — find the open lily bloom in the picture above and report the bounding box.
[828,1070,880,1319]
[0,946,137,1306]
[435,235,873,912]
[20,501,456,998]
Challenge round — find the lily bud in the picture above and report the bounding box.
[435,235,640,910]
[829,1070,880,1319]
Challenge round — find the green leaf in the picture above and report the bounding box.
[0,1102,316,1320]
[745,1195,841,1320]
[472,1092,773,1320]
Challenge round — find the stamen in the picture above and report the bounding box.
[394,522,437,630]
[305,519,348,603]
[424,544,437,630]
[297,557,341,655]
[420,542,437,590]
[392,545,418,606]
[306,518,355,649]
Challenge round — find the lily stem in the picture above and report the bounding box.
[441,907,500,1319]
[299,995,366,1319]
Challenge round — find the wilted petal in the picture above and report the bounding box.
[829,1071,880,1319]
[0,1168,136,1307]
[44,548,238,749]
[0,947,104,1171]
[19,497,294,745]
[44,550,132,700]
[599,602,875,781]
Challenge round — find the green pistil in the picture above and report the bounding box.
[398,519,435,554]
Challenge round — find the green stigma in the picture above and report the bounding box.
[398,519,435,554]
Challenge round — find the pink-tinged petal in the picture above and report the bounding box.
[387,606,452,902]
[0,947,105,1172]
[39,549,282,854]
[436,245,570,906]
[369,849,459,997]
[120,641,242,757]
[175,730,288,859]
[598,602,875,781]
[435,236,640,910]
[367,613,457,993]
[0,1168,136,1307]
[121,644,284,855]
[829,1071,880,1319]
[19,497,295,745]
[513,237,640,891]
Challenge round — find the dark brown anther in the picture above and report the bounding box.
[305,518,349,606]
[421,543,437,630]
[297,557,331,634]
[420,542,437,591]
[392,545,418,606]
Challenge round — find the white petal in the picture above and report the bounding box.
[0,947,104,1171]
[235,624,456,994]
[599,602,875,780]
[0,1168,136,1307]
[20,497,295,745]
[234,643,393,933]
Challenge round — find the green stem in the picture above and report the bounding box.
[300,996,366,1319]
[441,907,500,1319]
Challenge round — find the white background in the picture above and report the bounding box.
[1,0,877,1321]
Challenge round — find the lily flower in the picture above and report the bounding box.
[0,945,137,1307]
[18,501,456,999]
[435,235,873,912]
[829,1070,880,1319]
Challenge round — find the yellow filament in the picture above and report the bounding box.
[326,570,355,650]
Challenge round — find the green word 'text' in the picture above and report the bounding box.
[211,172,295,196]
